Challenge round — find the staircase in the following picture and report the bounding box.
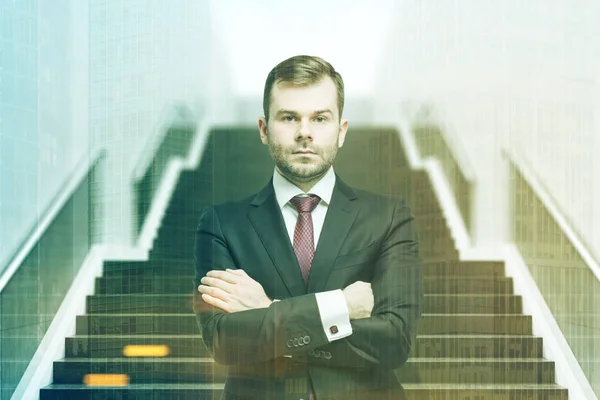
[40,127,568,399]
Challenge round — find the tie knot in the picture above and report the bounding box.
[290,194,321,213]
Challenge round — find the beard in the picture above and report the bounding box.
[267,140,338,182]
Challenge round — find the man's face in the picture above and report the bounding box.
[258,77,348,184]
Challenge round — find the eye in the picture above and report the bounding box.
[283,115,297,122]
[314,116,327,123]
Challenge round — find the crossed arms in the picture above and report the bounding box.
[193,197,422,370]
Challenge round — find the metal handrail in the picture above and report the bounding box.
[502,147,600,283]
[0,147,106,293]
[132,101,196,182]
[412,102,477,183]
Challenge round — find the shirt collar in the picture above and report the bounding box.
[272,166,336,210]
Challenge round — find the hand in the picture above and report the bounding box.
[198,269,272,313]
[342,281,374,320]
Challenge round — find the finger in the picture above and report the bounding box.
[198,285,231,302]
[198,285,209,295]
[201,276,235,293]
[201,293,231,313]
[226,268,247,276]
[206,270,238,284]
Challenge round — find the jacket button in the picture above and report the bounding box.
[293,338,299,347]
[324,351,332,359]
[303,335,311,344]
[287,339,293,348]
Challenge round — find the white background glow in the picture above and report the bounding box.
[210,0,395,96]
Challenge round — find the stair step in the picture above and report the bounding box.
[40,383,223,400]
[412,335,542,358]
[86,295,194,314]
[50,357,557,384]
[86,294,522,314]
[96,276,195,294]
[65,335,209,358]
[102,261,506,278]
[103,259,194,276]
[76,314,533,335]
[421,314,532,335]
[399,358,557,384]
[96,276,514,295]
[39,383,568,400]
[422,277,513,294]
[51,358,226,384]
[402,383,568,399]
[65,334,543,359]
[422,261,505,277]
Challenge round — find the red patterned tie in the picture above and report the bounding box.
[289,195,321,286]
[290,194,321,399]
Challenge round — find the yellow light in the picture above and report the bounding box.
[83,374,129,387]
[123,344,170,357]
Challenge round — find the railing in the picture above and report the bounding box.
[504,148,600,398]
[0,148,106,399]
[411,107,475,238]
[132,103,199,237]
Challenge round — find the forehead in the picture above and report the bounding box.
[270,77,338,116]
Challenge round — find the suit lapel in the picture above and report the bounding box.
[247,179,307,298]
[308,176,359,293]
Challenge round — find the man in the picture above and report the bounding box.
[194,55,422,400]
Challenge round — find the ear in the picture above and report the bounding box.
[258,117,269,145]
[337,119,349,147]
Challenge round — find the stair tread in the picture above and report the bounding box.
[41,383,566,389]
[102,275,512,279]
[408,357,553,362]
[89,293,519,297]
[100,276,511,281]
[402,383,566,389]
[56,357,552,363]
[82,313,194,316]
[57,357,215,363]
[69,333,537,338]
[71,334,202,338]
[424,313,526,316]
[81,313,528,316]
[42,383,224,389]
[416,334,536,338]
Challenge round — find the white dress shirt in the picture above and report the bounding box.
[271,166,352,342]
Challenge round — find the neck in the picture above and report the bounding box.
[295,181,318,193]
[277,167,328,193]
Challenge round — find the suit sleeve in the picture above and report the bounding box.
[193,205,331,366]
[305,197,423,370]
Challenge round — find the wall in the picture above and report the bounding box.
[0,0,234,271]
[0,0,80,273]
[88,0,231,247]
[375,0,600,261]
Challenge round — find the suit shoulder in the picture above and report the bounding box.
[202,192,258,218]
[352,187,408,208]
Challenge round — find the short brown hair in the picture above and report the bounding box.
[262,55,345,122]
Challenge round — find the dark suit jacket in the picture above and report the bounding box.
[194,174,422,400]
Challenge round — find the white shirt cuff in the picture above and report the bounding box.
[315,289,352,342]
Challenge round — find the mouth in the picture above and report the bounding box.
[293,150,316,154]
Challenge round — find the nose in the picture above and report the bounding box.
[296,118,312,140]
